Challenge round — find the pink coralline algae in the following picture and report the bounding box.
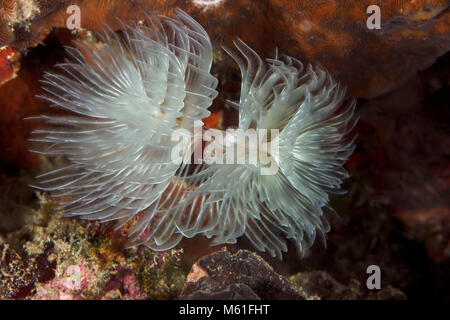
[34,262,145,300]
[34,263,94,299]
[0,194,187,300]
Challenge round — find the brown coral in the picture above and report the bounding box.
[181,249,311,300]
[1,0,448,97]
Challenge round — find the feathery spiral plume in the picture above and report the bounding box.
[31,10,356,258]
[169,39,357,258]
[31,9,218,250]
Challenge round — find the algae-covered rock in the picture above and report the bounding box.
[0,193,189,299]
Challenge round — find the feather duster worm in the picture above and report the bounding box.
[31,9,218,250]
[164,40,357,258]
[31,9,356,258]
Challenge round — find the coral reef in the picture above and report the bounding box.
[181,250,311,300]
[0,1,448,300]
[0,194,187,299]
[0,0,448,98]
[181,250,407,300]
[290,271,406,300]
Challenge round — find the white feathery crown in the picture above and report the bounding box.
[31,9,357,258]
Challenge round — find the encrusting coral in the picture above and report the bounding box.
[0,193,187,299]
[1,0,448,98]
